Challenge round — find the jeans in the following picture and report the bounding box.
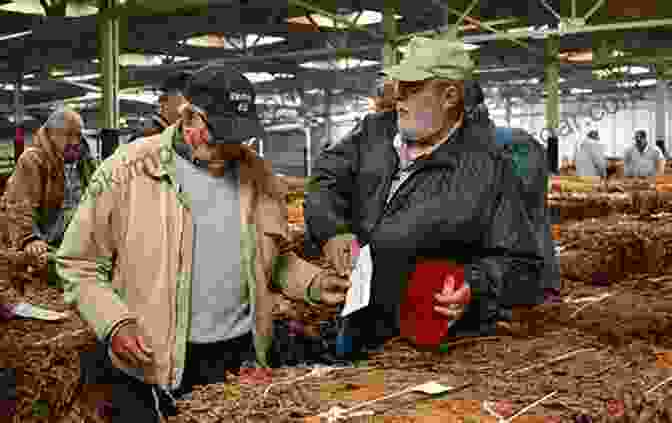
[80,332,255,423]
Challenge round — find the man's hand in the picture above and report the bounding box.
[310,272,352,306]
[322,234,355,277]
[25,240,48,258]
[434,274,471,322]
[110,322,155,370]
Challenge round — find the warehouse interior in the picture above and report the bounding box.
[3,2,672,422]
[0,0,670,176]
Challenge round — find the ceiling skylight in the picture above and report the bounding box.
[593,66,650,79]
[0,0,98,16]
[398,43,479,54]
[299,58,379,70]
[118,54,189,67]
[617,79,657,88]
[0,30,32,41]
[286,10,402,27]
[244,73,295,84]
[180,34,285,49]
[64,73,101,82]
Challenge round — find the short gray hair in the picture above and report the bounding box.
[44,107,83,131]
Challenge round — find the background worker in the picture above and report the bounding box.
[624,130,665,177]
[3,108,97,285]
[575,130,607,178]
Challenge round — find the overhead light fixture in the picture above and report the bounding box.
[7,115,35,123]
[0,30,32,41]
[180,34,285,49]
[299,58,379,70]
[63,73,101,82]
[120,90,159,105]
[50,69,71,77]
[23,73,35,79]
[2,83,36,92]
[570,88,592,94]
[118,54,189,67]
[506,26,536,33]
[508,78,540,85]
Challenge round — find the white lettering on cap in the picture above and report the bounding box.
[230,92,252,102]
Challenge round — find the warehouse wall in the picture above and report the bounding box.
[264,120,358,177]
[495,99,671,161]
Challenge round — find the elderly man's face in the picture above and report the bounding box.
[395,79,462,142]
[49,111,83,154]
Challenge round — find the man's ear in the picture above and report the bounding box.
[441,84,462,111]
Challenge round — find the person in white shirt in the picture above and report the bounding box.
[623,130,665,177]
[575,130,607,178]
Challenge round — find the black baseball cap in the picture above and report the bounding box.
[183,65,264,144]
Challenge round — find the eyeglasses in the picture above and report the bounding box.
[394,80,430,101]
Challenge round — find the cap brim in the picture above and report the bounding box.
[207,116,265,144]
[381,64,434,82]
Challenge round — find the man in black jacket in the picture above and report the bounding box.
[304,36,545,356]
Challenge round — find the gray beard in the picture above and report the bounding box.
[397,123,423,144]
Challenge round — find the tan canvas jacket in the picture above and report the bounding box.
[56,124,325,390]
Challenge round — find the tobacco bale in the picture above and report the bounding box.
[547,193,631,223]
[560,248,623,282]
[558,214,672,282]
[0,285,102,422]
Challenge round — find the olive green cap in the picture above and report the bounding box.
[382,36,475,82]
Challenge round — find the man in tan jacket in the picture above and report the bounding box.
[56,66,350,422]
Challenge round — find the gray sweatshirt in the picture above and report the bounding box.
[574,139,607,178]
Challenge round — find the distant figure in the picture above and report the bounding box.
[575,130,607,178]
[656,138,668,159]
[624,130,665,177]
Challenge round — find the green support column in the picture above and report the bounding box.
[545,35,560,173]
[382,4,398,68]
[13,72,24,163]
[99,0,120,129]
[544,36,560,134]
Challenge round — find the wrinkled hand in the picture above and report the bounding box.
[25,240,48,258]
[311,272,352,306]
[434,274,472,322]
[322,234,355,277]
[110,322,155,370]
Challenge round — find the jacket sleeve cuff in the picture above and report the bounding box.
[304,272,325,306]
[104,317,138,346]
